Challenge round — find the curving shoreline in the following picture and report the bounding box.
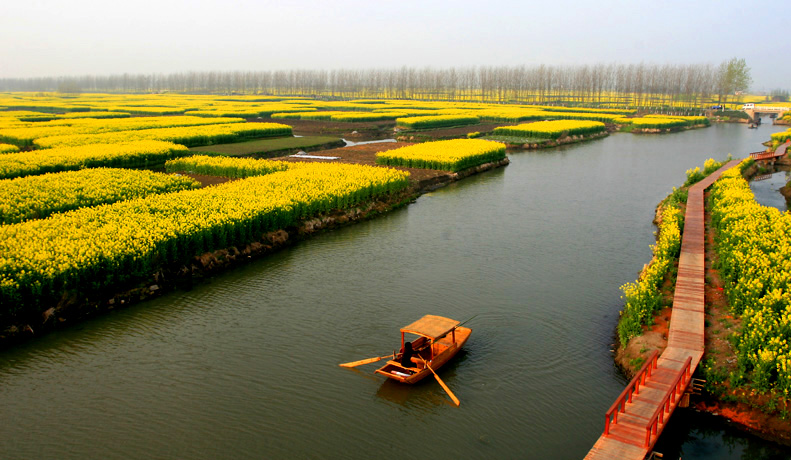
[0,157,508,349]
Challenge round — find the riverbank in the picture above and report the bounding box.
[613,196,677,373]
[0,144,508,348]
[629,123,710,134]
[483,130,610,150]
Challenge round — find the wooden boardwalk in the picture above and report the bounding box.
[584,159,742,459]
[749,139,789,162]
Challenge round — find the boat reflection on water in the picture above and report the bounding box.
[375,349,469,408]
[375,376,456,409]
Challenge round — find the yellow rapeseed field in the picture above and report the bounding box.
[0,163,409,311]
[0,168,199,224]
[376,138,505,171]
[709,160,791,395]
[0,140,190,179]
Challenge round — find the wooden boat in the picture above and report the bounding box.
[374,314,471,384]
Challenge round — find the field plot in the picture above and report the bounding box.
[0,144,19,154]
[0,168,199,224]
[0,116,248,148]
[375,138,506,171]
[624,115,710,131]
[708,163,791,397]
[34,123,292,148]
[396,115,480,130]
[167,155,291,178]
[493,120,606,139]
[189,136,343,157]
[0,141,189,179]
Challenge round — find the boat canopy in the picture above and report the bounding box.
[400,315,460,340]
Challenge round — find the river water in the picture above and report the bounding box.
[749,169,790,212]
[1,122,790,459]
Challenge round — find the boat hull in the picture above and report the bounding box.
[374,326,471,384]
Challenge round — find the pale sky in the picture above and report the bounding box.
[1,0,788,90]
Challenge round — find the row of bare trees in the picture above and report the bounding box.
[0,61,751,108]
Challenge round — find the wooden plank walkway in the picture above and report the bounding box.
[584,159,742,459]
[750,139,789,161]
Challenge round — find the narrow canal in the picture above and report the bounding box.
[0,122,789,459]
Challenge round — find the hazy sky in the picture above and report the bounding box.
[1,0,787,90]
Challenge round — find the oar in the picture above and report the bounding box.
[339,354,392,368]
[420,357,460,407]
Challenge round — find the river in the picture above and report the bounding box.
[1,121,789,459]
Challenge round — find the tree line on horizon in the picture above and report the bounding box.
[0,59,756,108]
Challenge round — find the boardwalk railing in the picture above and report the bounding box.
[604,350,659,436]
[644,356,692,448]
[750,141,789,161]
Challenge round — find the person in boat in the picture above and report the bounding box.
[400,341,414,367]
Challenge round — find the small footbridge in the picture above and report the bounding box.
[749,139,790,163]
[744,105,789,123]
[584,160,742,459]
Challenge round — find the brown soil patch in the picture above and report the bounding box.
[616,306,670,376]
[781,184,791,206]
[395,122,516,141]
[694,399,791,445]
[181,173,234,188]
[268,118,396,140]
[616,301,672,378]
[702,195,741,376]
